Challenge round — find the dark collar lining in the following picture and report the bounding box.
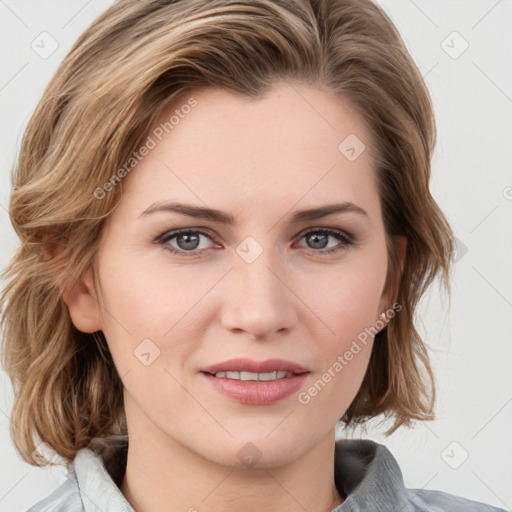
[334,439,378,498]
[88,435,129,487]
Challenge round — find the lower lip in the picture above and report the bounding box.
[201,372,309,405]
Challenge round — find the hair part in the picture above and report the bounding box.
[1,0,454,465]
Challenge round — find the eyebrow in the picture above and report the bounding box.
[139,201,368,224]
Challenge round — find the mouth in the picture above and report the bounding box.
[202,370,306,381]
[200,358,310,405]
[201,357,309,376]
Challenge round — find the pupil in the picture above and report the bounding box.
[309,233,328,249]
[178,233,199,250]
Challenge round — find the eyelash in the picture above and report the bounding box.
[155,227,355,258]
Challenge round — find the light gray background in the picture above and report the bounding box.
[1,1,511,511]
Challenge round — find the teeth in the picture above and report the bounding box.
[213,370,294,380]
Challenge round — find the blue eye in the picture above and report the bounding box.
[156,227,354,257]
[157,229,216,256]
[296,228,354,255]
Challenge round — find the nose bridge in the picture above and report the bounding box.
[236,245,281,298]
[221,236,296,338]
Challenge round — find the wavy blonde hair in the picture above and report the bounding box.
[1,0,454,465]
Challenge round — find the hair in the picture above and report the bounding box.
[1,0,454,466]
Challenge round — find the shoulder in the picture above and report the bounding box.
[24,476,82,512]
[407,487,507,512]
[334,439,506,512]
[25,439,132,512]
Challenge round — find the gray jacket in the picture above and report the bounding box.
[26,436,506,511]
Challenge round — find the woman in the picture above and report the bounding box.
[0,0,505,510]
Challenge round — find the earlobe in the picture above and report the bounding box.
[62,268,102,333]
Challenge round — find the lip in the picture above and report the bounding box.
[201,372,309,405]
[201,357,309,375]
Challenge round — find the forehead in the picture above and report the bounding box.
[120,83,380,222]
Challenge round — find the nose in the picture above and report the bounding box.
[220,248,297,340]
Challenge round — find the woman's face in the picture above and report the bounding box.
[75,82,400,467]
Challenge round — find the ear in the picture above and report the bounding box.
[42,240,103,333]
[61,267,102,333]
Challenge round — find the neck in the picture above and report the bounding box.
[119,416,344,512]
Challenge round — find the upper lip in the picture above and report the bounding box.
[201,358,309,375]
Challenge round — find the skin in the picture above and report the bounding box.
[64,82,406,512]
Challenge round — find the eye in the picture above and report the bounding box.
[157,229,218,257]
[295,228,355,255]
[156,227,355,257]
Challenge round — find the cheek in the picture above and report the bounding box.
[294,255,386,343]
[94,258,196,418]
[97,247,204,332]
[297,276,377,418]
[296,337,373,429]
[292,255,384,409]
[95,248,223,378]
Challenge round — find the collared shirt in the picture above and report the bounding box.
[26,435,506,511]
